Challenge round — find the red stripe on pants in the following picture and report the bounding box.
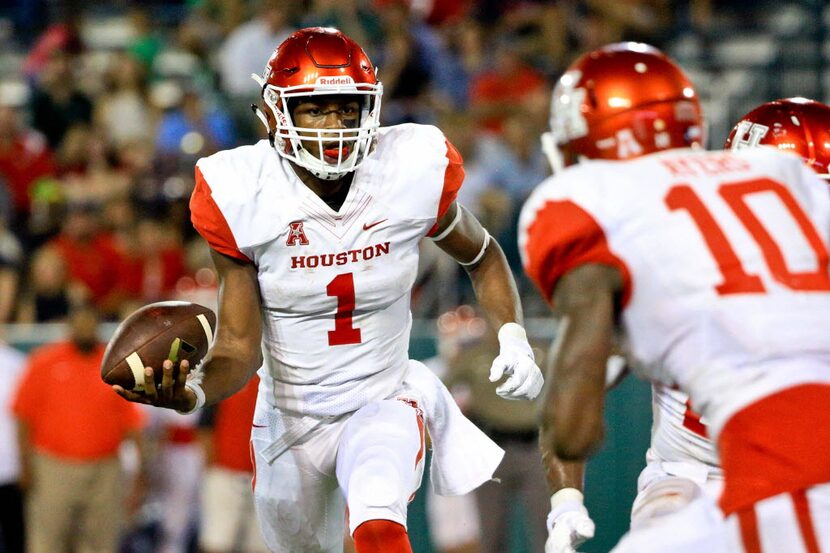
[249,439,256,493]
[791,490,821,553]
[414,410,425,468]
[738,507,763,553]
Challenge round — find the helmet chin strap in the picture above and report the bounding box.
[250,73,277,147]
[541,132,565,173]
[250,104,275,147]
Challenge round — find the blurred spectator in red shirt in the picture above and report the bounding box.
[0,104,56,229]
[57,124,132,206]
[198,376,268,553]
[117,214,187,304]
[12,304,146,553]
[468,39,547,134]
[48,201,127,317]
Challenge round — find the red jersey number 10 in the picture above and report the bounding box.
[665,178,830,294]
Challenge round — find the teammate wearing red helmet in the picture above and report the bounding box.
[113,27,544,553]
[726,97,830,180]
[520,42,830,552]
[540,42,704,172]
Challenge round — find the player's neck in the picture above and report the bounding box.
[293,163,354,212]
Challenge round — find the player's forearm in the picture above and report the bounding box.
[546,323,609,459]
[199,344,261,406]
[466,240,523,329]
[199,250,264,406]
[546,266,617,459]
[541,443,586,493]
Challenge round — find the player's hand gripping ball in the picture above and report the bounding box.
[101,301,216,392]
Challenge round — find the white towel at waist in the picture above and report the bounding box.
[398,359,505,496]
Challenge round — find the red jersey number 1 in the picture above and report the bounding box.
[327,273,363,346]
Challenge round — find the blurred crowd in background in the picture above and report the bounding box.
[0,0,729,326]
[0,1,795,552]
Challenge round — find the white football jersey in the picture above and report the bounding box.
[519,147,830,441]
[191,124,463,417]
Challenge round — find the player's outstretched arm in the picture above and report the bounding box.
[535,263,623,552]
[432,202,543,400]
[114,249,263,412]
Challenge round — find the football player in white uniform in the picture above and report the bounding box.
[526,43,722,553]
[113,27,543,553]
[520,42,830,553]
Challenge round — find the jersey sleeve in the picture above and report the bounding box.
[426,139,465,237]
[522,199,632,305]
[190,166,252,263]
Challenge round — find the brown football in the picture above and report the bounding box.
[101,301,216,392]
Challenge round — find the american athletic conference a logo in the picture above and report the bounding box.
[286,221,309,246]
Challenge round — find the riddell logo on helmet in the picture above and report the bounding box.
[317,76,355,86]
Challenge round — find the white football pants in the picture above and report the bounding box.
[250,398,425,553]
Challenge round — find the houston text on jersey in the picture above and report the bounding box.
[290,241,391,269]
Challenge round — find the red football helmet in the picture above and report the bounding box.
[252,27,383,180]
[725,97,830,180]
[542,42,705,172]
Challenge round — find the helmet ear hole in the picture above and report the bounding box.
[586,87,599,110]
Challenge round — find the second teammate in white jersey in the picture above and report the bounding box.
[520,42,830,553]
[113,27,544,553]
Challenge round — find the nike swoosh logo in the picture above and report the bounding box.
[252,424,268,428]
[363,219,387,231]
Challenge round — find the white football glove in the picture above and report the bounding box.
[546,488,596,553]
[488,323,544,400]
